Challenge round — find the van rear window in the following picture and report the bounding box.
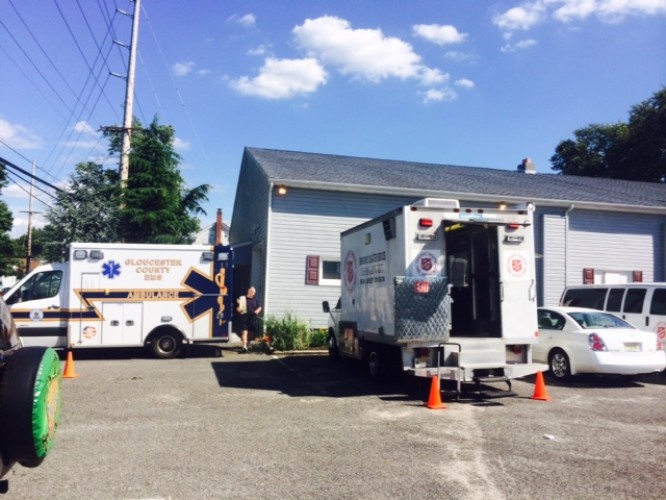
[607,288,624,312]
[650,288,666,315]
[561,288,607,309]
[623,289,646,313]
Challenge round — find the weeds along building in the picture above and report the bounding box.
[229,147,666,329]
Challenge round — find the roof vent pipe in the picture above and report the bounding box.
[517,158,536,174]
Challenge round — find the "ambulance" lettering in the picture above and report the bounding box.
[127,290,179,299]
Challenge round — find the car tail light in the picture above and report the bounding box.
[588,333,607,352]
[657,336,664,351]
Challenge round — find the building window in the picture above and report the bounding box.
[305,256,340,286]
[322,260,341,283]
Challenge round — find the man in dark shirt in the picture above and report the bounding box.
[237,286,262,352]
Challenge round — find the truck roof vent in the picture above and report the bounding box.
[412,198,460,209]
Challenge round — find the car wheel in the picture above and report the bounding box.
[149,330,182,359]
[0,347,62,468]
[327,332,340,361]
[549,349,571,380]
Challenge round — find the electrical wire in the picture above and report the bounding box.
[141,2,214,176]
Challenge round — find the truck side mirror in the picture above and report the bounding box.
[322,301,330,313]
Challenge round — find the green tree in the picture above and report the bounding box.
[43,161,120,261]
[108,117,210,243]
[0,162,16,276]
[551,87,666,182]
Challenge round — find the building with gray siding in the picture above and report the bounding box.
[229,147,666,329]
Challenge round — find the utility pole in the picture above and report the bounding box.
[21,161,40,273]
[119,0,141,188]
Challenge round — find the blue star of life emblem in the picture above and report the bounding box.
[102,260,121,279]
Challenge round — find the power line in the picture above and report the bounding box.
[0,156,64,193]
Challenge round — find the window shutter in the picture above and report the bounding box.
[583,268,594,284]
[305,255,320,285]
[632,270,643,283]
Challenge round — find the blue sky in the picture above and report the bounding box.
[1,0,664,238]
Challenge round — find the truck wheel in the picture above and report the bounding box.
[367,349,386,382]
[0,347,62,468]
[149,330,183,359]
[327,332,340,361]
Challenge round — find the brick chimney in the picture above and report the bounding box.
[215,209,223,245]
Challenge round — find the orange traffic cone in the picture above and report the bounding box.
[62,350,79,379]
[425,375,447,409]
[530,371,549,401]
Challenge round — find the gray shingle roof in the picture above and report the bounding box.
[246,147,666,209]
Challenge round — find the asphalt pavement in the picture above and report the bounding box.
[3,344,665,499]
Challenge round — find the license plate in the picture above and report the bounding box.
[624,343,641,352]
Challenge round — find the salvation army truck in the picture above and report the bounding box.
[323,198,547,396]
[3,242,233,358]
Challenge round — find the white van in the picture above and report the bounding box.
[560,284,666,344]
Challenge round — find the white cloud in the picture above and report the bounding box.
[73,121,98,136]
[292,16,439,85]
[419,68,449,86]
[0,118,41,149]
[455,78,476,89]
[173,137,191,151]
[421,87,458,104]
[227,13,256,28]
[173,61,195,77]
[501,38,539,52]
[495,0,666,34]
[412,24,468,45]
[248,44,270,56]
[555,0,666,22]
[493,3,547,31]
[229,57,328,99]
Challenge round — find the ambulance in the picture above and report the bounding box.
[323,198,546,396]
[3,243,233,358]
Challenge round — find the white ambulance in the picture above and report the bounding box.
[3,243,234,358]
[323,198,546,396]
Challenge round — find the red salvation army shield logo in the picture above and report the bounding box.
[507,253,527,278]
[344,250,356,291]
[416,251,438,276]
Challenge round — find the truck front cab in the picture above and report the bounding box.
[3,264,69,348]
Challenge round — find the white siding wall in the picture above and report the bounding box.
[266,189,415,328]
[566,210,663,286]
[542,214,567,306]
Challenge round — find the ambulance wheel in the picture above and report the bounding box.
[149,329,183,359]
[0,347,62,468]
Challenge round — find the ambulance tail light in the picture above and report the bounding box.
[419,218,433,228]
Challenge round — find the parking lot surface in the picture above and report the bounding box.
[3,345,665,499]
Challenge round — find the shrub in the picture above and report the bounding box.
[263,315,329,350]
[264,313,311,351]
[309,328,328,348]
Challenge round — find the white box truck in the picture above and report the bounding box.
[323,198,547,396]
[3,242,234,358]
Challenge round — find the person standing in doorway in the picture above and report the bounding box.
[237,286,262,352]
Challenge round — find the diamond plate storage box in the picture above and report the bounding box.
[394,276,452,343]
